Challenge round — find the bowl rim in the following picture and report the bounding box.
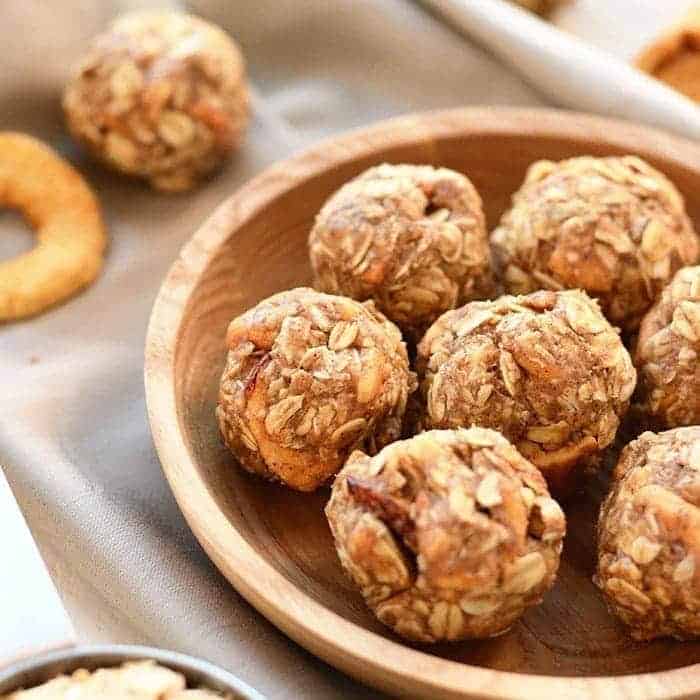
[144,106,700,700]
[0,644,266,699]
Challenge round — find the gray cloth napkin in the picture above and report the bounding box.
[0,1,684,697]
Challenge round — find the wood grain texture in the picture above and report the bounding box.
[145,108,700,700]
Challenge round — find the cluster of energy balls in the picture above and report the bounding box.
[216,151,700,640]
[42,4,700,647]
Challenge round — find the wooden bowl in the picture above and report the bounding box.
[145,108,700,700]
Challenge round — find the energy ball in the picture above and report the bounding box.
[635,266,700,428]
[63,10,250,192]
[325,427,566,642]
[217,288,416,492]
[596,427,700,640]
[491,156,699,330]
[309,164,493,340]
[416,290,636,492]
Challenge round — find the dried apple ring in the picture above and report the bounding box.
[0,132,107,321]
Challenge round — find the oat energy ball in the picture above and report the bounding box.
[63,10,250,192]
[217,288,416,492]
[309,164,493,339]
[636,266,700,428]
[326,428,566,642]
[491,156,699,330]
[596,427,700,640]
[417,290,636,491]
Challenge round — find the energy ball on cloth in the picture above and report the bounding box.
[325,427,566,642]
[308,163,494,341]
[217,288,416,492]
[490,156,699,330]
[596,427,700,640]
[416,290,636,493]
[63,10,250,192]
[635,266,700,428]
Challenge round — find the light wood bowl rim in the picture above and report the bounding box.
[145,107,700,700]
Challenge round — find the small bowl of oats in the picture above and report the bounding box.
[0,645,265,699]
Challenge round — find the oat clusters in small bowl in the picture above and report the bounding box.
[216,154,700,643]
[2,660,231,700]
